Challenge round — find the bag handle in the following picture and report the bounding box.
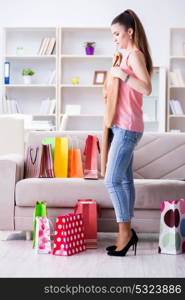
[30,147,39,165]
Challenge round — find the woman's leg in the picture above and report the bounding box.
[104,126,136,250]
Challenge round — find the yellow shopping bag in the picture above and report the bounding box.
[54,137,68,177]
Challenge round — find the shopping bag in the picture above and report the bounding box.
[39,144,54,178]
[68,136,84,178]
[74,199,100,248]
[34,217,52,254]
[33,201,47,248]
[53,213,86,256]
[83,135,100,179]
[42,137,55,158]
[24,145,41,178]
[159,199,185,254]
[54,137,68,177]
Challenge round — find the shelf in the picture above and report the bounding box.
[170,56,185,59]
[60,55,112,59]
[169,115,185,118]
[5,55,56,59]
[60,114,103,117]
[169,86,185,88]
[3,84,56,88]
[60,84,104,88]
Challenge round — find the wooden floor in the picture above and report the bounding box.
[0,232,185,278]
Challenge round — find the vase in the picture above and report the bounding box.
[85,46,94,55]
[23,76,32,84]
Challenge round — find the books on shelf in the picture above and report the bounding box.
[2,96,22,114]
[38,37,56,55]
[169,99,184,115]
[30,120,55,130]
[170,69,185,86]
[39,98,56,115]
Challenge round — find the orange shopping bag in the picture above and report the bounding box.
[68,136,84,178]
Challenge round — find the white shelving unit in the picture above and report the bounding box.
[167,28,185,132]
[1,26,166,132]
[1,27,58,131]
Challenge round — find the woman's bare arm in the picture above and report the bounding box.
[111,51,152,96]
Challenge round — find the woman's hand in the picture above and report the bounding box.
[110,67,127,81]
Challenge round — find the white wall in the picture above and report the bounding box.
[0,0,185,66]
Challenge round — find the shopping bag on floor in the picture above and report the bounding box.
[32,201,47,248]
[24,145,41,178]
[34,217,52,254]
[74,199,100,248]
[68,136,84,178]
[83,135,100,179]
[39,144,54,178]
[159,199,185,254]
[54,137,68,177]
[53,213,86,256]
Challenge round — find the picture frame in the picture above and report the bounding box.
[93,71,107,85]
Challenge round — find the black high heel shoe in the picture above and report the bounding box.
[107,229,138,257]
[106,229,136,251]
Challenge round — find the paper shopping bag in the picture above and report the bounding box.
[33,201,47,249]
[35,217,52,254]
[54,137,68,177]
[53,213,86,256]
[74,199,100,248]
[42,137,55,158]
[39,144,54,178]
[83,135,100,179]
[159,199,185,254]
[24,145,41,178]
[68,136,84,178]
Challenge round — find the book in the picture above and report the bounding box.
[169,72,179,86]
[46,37,56,55]
[174,100,184,115]
[174,69,185,87]
[42,37,51,55]
[169,100,176,114]
[65,104,81,115]
[48,70,56,84]
[38,37,45,55]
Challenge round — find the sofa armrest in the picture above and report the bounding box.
[0,154,24,230]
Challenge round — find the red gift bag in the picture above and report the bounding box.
[83,135,100,179]
[74,199,101,248]
[53,213,86,256]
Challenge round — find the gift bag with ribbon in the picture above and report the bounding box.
[39,144,54,178]
[33,201,47,248]
[83,135,100,179]
[53,213,86,256]
[74,199,101,248]
[68,136,84,178]
[34,216,52,254]
[54,137,68,177]
[158,199,185,254]
[24,145,41,178]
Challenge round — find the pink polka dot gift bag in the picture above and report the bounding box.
[159,199,185,255]
[52,213,86,256]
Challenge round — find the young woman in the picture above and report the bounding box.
[104,9,153,256]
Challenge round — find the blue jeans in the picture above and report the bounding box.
[104,125,143,223]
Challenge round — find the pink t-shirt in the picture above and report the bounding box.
[113,49,144,133]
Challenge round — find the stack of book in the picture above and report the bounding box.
[30,120,55,130]
[169,99,184,115]
[169,69,185,86]
[38,37,56,55]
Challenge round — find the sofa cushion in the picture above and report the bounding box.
[15,178,185,209]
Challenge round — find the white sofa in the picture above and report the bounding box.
[1,130,185,233]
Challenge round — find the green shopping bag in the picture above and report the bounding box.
[42,137,55,158]
[32,201,47,248]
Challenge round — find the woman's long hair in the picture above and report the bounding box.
[111,9,153,76]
